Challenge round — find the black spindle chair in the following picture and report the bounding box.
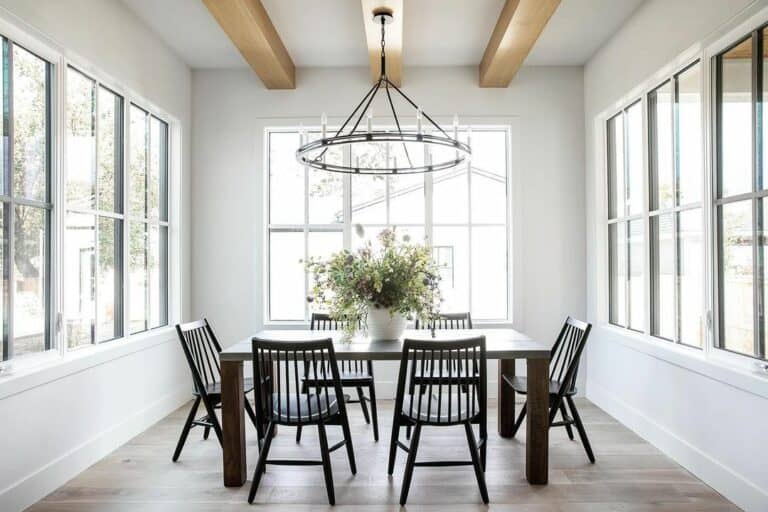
[414,311,473,330]
[501,317,594,462]
[173,319,259,462]
[296,313,379,442]
[408,312,474,439]
[248,337,356,505]
[388,336,488,505]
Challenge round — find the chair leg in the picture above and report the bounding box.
[356,386,371,424]
[317,423,336,506]
[248,421,276,504]
[464,422,489,504]
[387,413,401,475]
[254,409,265,450]
[406,424,412,440]
[339,409,357,475]
[368,382,379,442]
[479,423,487,472]
[172,397,200,462]
[295,425,303,443]
[244,395,259,429]
[566,396,595,463]
[560,402,574,440]
[399,423,422,506]
[511,402,527,437]
[200,394,223,445]
[203,425,211,440]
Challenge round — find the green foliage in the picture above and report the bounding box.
[306,228,441,333]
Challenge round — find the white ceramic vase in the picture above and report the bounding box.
[366,306,406,341]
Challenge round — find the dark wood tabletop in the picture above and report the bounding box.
[220,328,550,361]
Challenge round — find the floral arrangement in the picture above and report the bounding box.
[305,227,441,332]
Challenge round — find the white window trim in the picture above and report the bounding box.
[262,119,515,328]
[0,7,182,389]
[593,3,768,398]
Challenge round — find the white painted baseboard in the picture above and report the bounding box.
[0,386,190,512]
[588,382,768,512]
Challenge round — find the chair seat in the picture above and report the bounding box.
[401,393,479,424]
[273,393,340,424]
[303,369,373,385]
[502,375,576,396]
[196,377,256,397]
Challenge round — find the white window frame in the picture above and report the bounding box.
[264,123,514,326]
[599,52,710,352]
[124,103,171,336]
[0,10,181,377]
[63,65,127,348]
[645,60,706,348]
[595,3,768,392]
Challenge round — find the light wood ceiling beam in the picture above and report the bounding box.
[203,0,295,89]
[479,0,560,88]
[361,0,403,86]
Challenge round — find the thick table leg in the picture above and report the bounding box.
[526,358,549,484]
[222,360,246,487]
[497,358,516,437]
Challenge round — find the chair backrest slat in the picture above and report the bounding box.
[176,319,222,395]
[395,336,486,425]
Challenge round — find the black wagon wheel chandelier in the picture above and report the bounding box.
[295,7,471,175]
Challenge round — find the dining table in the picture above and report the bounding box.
[219,328,551,487]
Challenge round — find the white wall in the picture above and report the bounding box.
[191,65,586,395]
[0,1,192,510]
[584,1,768,510]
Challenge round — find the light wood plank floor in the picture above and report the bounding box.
[28,398,738,511]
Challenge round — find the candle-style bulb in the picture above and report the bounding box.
[416,107,423,135]
[453,115,459,160]
[466,126,472,164]
[366,110,373,133]
[321,112,328,139]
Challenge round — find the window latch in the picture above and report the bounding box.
[56,312,62,334]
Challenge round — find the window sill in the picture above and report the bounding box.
[0,326,177,401]
[598,323,768,400]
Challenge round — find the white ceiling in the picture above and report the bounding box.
[121,0,644,69]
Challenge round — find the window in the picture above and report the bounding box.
[714,29,768,360]
[607,63,705,346]
[0,41,52,362]
[64,71,170,348]
[607,102,644,331]
[0,21,176,367]
[128,105,168,334]
[648,62,704,347]
[602,19,768,365]
[65,67,123,348]
[266,126,510,322]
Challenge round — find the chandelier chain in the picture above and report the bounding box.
[380,15,386,78]
[295,10,470,175]
[380,18,385,58]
